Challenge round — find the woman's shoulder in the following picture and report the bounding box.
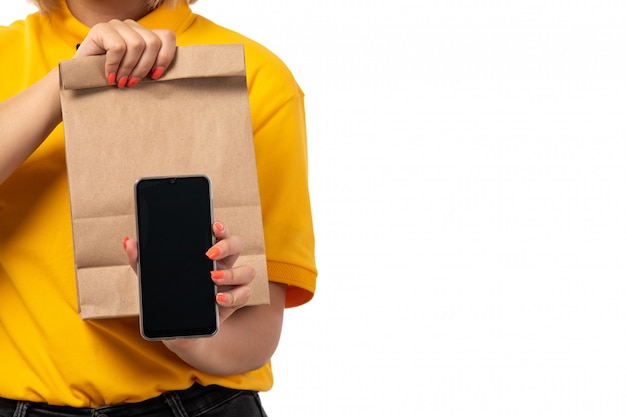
[0,19,25,43]
[185,15,299,88]
[1,11,52,53]
[0,20,27,85]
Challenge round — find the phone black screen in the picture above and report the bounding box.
[135,176,218,340]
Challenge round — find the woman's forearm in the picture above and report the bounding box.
[0,68,62,185]
[164,282,287,376]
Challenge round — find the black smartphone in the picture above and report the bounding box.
[134,175,218,340]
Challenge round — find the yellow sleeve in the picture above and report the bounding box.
[246,47,317,307]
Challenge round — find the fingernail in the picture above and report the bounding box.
[214,222,225,233]
[122,236,130,250]
[117,76,128,88]
[151,67,164,80]
[216,293,227,303]
[107,73,117,86]
[126,77,140,88]
[206,247,220,260]
[210,270,224,280]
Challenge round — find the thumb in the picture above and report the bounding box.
[123,237,138,273]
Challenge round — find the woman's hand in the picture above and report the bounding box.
[124,222,284,376]
[75,19,176,88]
[205,221,256,323]
[122,221,255,325]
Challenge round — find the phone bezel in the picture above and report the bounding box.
[134,175,219,341]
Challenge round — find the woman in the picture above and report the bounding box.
[0,0,317,415]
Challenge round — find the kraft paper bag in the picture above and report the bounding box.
[58,44,269,320]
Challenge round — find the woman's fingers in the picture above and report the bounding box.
[75,19,176,88]
[211,264,255,288]
[206,221,245,270]
[216,284,252,309]
[208,223,255,319]
[117,21,176,85]
[212,265,255,321]
[122,236,138,273]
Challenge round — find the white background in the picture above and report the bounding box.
[2,1,626,416]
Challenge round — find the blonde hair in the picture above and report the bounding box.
[28,0,197,15]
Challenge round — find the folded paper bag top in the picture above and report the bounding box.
[60,45,246,90]
[59,44,269,320]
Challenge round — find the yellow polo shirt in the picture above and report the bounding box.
[0,1,316,407]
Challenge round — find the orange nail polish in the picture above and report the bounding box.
[214,222,224,233]
[107,73,117,86]
[216,294,227,303]
[117,76,128,88]
[126,77,140,88]
[122,236,130,250]
[151,67,164,80]
[206,247,220,260]
[211,270,224,280]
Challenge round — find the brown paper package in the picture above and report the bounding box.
[59,44,269,320]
